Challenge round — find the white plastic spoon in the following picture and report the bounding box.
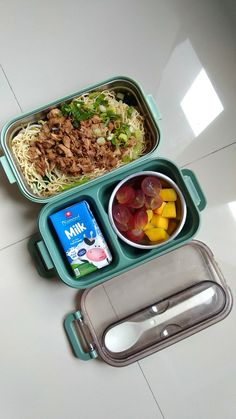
[104,286,216,353]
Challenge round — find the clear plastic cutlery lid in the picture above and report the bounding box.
[102,281,226,357]
[67,241,232,367]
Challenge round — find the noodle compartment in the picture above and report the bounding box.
[11,90,148,198]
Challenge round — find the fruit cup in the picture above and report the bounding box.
[108,171,187,249]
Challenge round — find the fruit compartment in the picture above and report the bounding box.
[98,157,200,260]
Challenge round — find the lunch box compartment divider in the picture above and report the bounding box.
[34,157,206,288]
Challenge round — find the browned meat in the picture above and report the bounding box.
[70,160,82,174]
[64,119,73,134]
[47,151,57,160]
[48,117,66,128]
[128,136,137,146]
[110,157,118,167]
[87,149,96,158]
[28,106,135,179]
[36,143,45,155]
[108,121,114,131]
[47,108,61,118]
[113,148,121,156]
[44,139,55,148]
[58,144,73,157]
[28,146,42,160]
[42,123,50,134]
[91,115,101,124]
[35,158,46,176]
[62,135,71,149]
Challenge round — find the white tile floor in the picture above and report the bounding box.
[0,1,235,418]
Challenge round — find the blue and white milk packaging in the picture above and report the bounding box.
[49,201,112,278]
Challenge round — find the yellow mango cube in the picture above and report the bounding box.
[146,209,153,223]
[159,188,177,202]
[151,215,169,230]
[162,202,176,218]
[143,222,154,231]
[154,201,166,215]
[145,227,169,242]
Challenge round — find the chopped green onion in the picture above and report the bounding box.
[111,137,118,146]
[89,92,100,99]
[134,129,143,141]
[99,105,107,113]
[97,137,106,145]
[118,133,128,142]
[129,126,134,133]
[60,177,89,191]
[122,155,132,163]
[126,106,134,118]
[93,128,102,137]
[107,134,114,141]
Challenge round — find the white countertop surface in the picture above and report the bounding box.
[0,1,236,418]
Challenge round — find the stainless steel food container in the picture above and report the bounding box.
[0,76,161,204]
[108,171,187,249]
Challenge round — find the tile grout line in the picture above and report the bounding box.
[0,63,23,112]
[0,234,33,253]
[138,362,165,419]
[180,140,236,169]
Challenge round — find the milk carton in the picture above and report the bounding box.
[49,201,112,278]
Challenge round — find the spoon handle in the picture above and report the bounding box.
[142,286,216,332]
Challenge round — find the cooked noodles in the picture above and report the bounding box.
[11,90,149,197]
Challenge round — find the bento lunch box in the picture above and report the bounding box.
[0,75,232,366]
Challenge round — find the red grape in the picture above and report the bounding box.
[112,205,132,226]
[115,221,130,232]
[134,208,148,229]
[116,185,135,205]
[128,189,145,209]
[141,176,162,197]
[145,194,163,210]
[114,215,135,232]
[126,229,145,243]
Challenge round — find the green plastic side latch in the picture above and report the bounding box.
[28,234,56,279]
[0,155,16,184]
[64,311,98,361]
[146,94,162,121]
[182,168,207,212]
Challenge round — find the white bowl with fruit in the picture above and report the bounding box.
[108,171,187,249]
